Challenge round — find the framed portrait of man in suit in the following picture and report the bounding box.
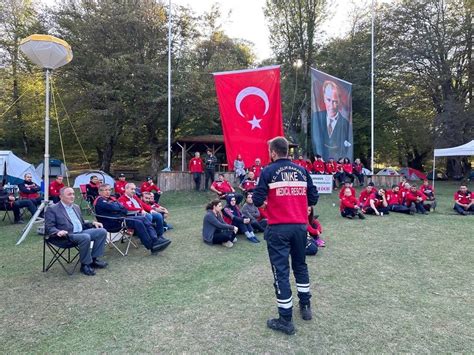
[310,68,353,161]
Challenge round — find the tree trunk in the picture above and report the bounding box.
[12,39,29,155]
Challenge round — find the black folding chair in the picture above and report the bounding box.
[94,214,138,256]
[1,201,13,223]
[43,234,80,275]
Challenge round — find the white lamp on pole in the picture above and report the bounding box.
[17,34,72,245]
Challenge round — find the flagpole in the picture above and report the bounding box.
[167,0,172,171]
[371,0,375,172]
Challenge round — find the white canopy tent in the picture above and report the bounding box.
[0,150,41,185]
[432,140,474,188]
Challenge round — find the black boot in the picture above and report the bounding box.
[267,317,295,335]
[300,304,312,320]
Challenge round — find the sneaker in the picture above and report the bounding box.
[222,241,233,248]
[267,317,295,335]
[231,236,238,243]
[432,201,437,211]
[316,239,325,247]
[357,212,366,219]
[410,204,416,215]
[151,239,171,254]
[346,215,353,219]
[80,264,96,276]
[91,258,108,269]
[300,304,312,321]
[247,236,260,243]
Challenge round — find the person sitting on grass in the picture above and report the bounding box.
[405,184,428,214]
[386,184,413,215]
[239,171,257,193]
[141,191,173,231]
[140,176,162,203]
[419,179,437,211]
[453,184,474,215]
[241,192,267,233]
[338,179,356,200]
[223,195,260,243]
[202,199,238,248]
[340,187,365,219]
[210,174,243,204]
[358,182,375,208]
[307,206,325,248]
[364,188,389,216]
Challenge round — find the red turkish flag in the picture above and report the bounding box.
[213,66,284,170]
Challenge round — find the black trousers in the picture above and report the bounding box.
[212,230,234,244]
[264,224,311,319]
[341,207,357,218]
[2,200,37,222]
[205,169,215,190]
[389,204,411,214]
[192,173,202,191]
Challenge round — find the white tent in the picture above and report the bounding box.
[432,140,474,188]
[376,167,399,176]
[0,150,41,185]
[73,170,114,188]
[362,168,373,176]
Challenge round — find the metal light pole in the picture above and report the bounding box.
[167,0,172,171]
[371,0,375,172]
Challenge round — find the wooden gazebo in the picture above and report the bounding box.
[174,135,227,172]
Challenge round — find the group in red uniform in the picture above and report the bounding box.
[140,176,162,203]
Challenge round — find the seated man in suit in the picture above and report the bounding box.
[94,184,170,254]
[45,187,108,276]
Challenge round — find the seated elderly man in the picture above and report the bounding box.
[94,184,170,254]
[0,183,37,224]
[210,174,243,204]
[18,173,42,206]
[118,183,169,242]
[45,187,107,276]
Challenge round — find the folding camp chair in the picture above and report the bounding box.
[43,234,80,275]
[94,214,138,256]
[1,201,13,223]
[79,184,94,214]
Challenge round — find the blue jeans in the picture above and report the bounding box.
[145,212,164,237]
[264,224,311,320]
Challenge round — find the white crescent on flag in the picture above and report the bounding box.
[235,86,269,117]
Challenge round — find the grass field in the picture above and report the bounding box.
[0,181,473,353]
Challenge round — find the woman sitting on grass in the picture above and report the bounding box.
[307,206,325,248]
[202,200,238,248]
[223,196,260,243]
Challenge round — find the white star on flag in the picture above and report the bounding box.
[247,115,262,130]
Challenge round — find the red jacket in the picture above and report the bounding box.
[140,181,161,193]
[419,184,435,196]
[353,162,363,174]
[326,161,337,174]
[19,181,41,200]
[358,189,373,206]
[405,190,426,205]
[211,180,233,194]
[312,160,326,174]
[340,195,359,211]
[453,191,472,205]
[241,179,257,191]
[258,206,268,221]
[114,180,127,196]
[364,192,385,209]
[307,218,322,236]
[251,165,263,178]
[386,189,403,205]
[49,180,64,198]
[339,186,356,199]
[189,157,204,173]
[118,194,152,213]
[342,163,353,174]
[293,159,312,172]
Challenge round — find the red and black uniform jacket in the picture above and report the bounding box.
[241,179,257,192]
[358,189,373,206]
[293,159,312,173]
[453,191,472,205]
[253,158,319,225]
[340,195,359,211]
[342,163,353,174]
[386,190,403,206]
[405,190,426,206]
[18,181,41,199]
[222,203,245,225]
[312,160,326,174]
[353,163,363,174]
[325,161,337,174]
[211,180,233,195]
[251,165,263,178]
[419,184,435,197]
[86,182,100,199]
[189,157,204,173]
[118,194,152,213]
[339,186,356,199]
[140,181,161,194]
[364,192,384,209]
[49,181,64,198]
[114,180,127,196]
[307,218,322,237]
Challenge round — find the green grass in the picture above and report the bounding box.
[0,181,473,353]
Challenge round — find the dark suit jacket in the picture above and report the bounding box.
[45,202,93,236]
[311,111,353,161]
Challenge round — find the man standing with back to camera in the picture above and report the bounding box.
[253,136,319,335]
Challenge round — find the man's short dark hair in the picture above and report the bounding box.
[268,136,289,158]
[368,182,375,187]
